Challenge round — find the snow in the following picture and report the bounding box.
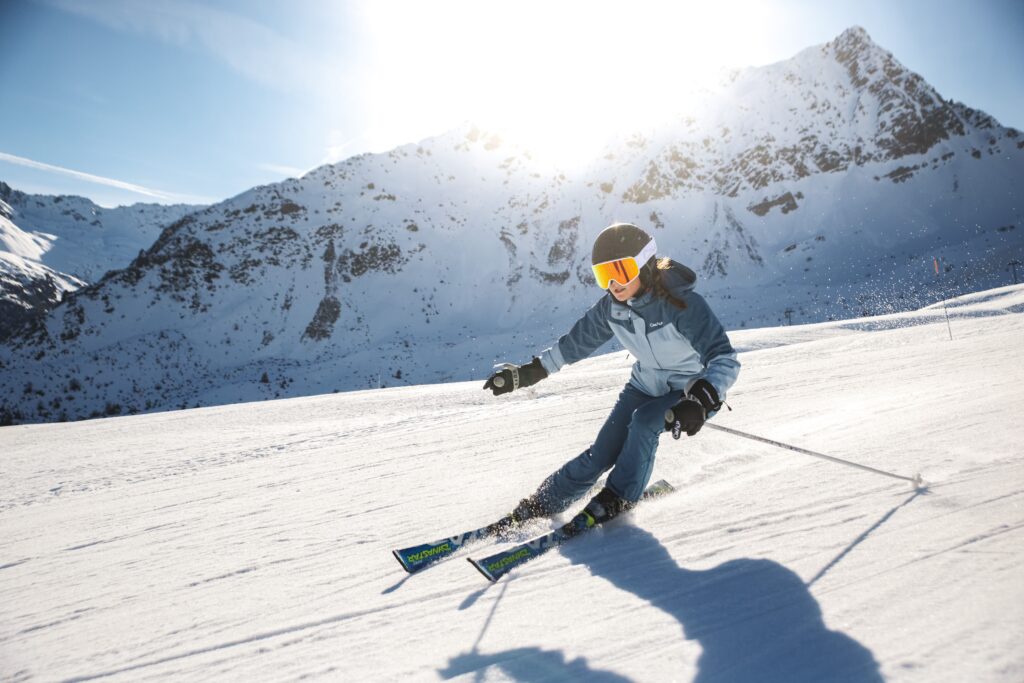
[2,285,1022,681]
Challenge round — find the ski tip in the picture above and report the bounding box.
[467,557,498,583]
[392,549,413,574]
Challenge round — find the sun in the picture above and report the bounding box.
[351,1,776,167]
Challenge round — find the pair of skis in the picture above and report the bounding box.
[392,480,676,582]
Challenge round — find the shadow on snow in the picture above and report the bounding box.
[440,647,632,682]
[442,525,884,682]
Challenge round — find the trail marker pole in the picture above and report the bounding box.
[933,256,953,341]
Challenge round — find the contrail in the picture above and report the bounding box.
[0,151,178,201]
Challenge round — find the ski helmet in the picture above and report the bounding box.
[590,223,658,289]
[591,223,655,265]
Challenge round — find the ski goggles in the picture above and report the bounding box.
[591,239,657,289]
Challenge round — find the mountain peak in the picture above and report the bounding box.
[835,25,874,47]
[825,25,894,81]
[815,25,975,158]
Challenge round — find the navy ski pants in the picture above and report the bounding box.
[537,383,684,509]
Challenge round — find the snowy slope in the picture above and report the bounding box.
[1,285,1022,682]
[1,26,1022,425]
[0,219,85,341]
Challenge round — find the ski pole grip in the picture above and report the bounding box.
[664,409,682,440]
[492,363,520,391]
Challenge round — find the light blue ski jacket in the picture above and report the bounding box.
[538,261,740,401]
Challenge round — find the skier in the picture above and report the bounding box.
[483,222,740,534]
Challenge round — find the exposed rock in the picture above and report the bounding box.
[748,192,800,217]
[302,296,341,341]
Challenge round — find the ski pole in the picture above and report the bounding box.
[704,423,925,489]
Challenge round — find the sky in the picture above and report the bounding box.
[0,0,1022,208]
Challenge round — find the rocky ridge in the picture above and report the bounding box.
[0,182,200,338]
[1,26,1021,425]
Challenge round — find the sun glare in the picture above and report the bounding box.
[353,1,778,167]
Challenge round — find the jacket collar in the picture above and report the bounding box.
[627,288,654,307]
[604,287,654,310]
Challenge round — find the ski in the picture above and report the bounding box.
[392,525,497,573]
[467,479,676,582]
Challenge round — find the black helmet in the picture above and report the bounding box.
[591,223,656,266]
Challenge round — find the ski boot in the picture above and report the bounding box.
[566,487,634,537]
[486,495,548,540]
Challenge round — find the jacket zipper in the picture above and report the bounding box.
[630,307,663,368]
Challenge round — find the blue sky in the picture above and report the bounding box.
[1,0,1022,208]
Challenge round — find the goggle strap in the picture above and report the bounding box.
[635,238,657,266]
[592,237,658,271]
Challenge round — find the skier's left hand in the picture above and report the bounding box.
[664,379,722,438]
[664,399,705,438]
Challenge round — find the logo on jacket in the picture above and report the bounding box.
[648,321,666,329]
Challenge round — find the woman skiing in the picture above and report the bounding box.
[483,222,740,533]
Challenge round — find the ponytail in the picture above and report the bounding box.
[645,257,687,310]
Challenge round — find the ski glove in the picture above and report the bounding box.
[664,400,705,438]
[483,357,548,396]
[664,379,722,438]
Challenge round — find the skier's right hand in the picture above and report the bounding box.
[483,357,548,396]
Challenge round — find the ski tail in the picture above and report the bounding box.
[468,534,558,583]
[468,557,499,582]
[392,527,490,573]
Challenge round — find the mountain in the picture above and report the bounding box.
[1,26,1022,425]
[0,181,201,339]
[2,285,1022,680]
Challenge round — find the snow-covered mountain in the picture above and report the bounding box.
[0,181,200,339]
[2,285,1022,681]
[1,27,1022,425]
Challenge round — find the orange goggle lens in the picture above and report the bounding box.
[592,257,641,289]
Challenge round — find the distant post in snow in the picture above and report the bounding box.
[784,308,794,326]
[1009,259,1021,285]
[933,256,953,341]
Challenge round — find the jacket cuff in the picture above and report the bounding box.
[685,376,724,403]
[538,345,565,374]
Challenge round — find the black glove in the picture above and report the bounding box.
[664,400,706,438]
[664,379,722,439]
[687,379,722,414]
[483,357,548,396]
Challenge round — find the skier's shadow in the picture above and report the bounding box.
[440,647,632,682]
[558,526,884,682]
